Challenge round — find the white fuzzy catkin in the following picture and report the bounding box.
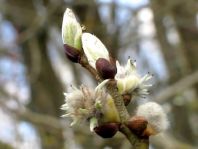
[61,84,120,125]
[136,102,169,134]
[61,85,95,125]
[115,59,152,96]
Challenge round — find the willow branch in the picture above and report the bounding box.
[79,54,149,149]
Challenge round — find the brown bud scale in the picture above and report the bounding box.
[64,44,81,63]
[96,58,117,79]
[127,116,149,139]
[94,123,119,138]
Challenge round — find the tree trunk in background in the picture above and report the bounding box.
[150,0,191,83]
[0,142,13,149]
[171,0,198,92]
[21,30,64,149]
[150,0,181,83]
[150,0,195,145]
[170,0,198,144]
[3,0,65,148]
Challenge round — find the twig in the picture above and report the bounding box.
[119,124,149,149]
[154,70,198,103]
[106,80,130,122]
[79,54,103,82]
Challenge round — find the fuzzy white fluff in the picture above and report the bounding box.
[115,59,152,96]
[61,84,120,125]
[61,85,95,125]
[136,102,169,133]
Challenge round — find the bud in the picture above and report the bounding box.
[94,123,119,138]
[62,8,82,63]
[127,116,148,138]
[96,58,117,79]
[62,8,82,49]
[82,33,110,69]
[136,102,169,135]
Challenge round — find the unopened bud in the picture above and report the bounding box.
[62,8,82,50]
[127,116,148,138]
[94,123,119,138]
[82,33,110,69]
[96,58,117,79]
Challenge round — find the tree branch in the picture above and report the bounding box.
[154,70,198,103]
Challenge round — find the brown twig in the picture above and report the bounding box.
[106,80,130,122]
[79,54,103,82]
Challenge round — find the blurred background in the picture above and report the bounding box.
[0,0,197,149]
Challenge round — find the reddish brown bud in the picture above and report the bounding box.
[127,116,149,139]
[122,94,132,106]
[64,44,81,63]
[94,123,119,138]
[96,58,117,79]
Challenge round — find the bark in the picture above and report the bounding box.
[171,0,198,94]
[151,0,196,145]
[3,0,65,148]
[170,0,198,144]
[150,0,182,82]
[21,30,65,149]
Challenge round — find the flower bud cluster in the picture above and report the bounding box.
[62,8,117,79]
[61,8,168,140]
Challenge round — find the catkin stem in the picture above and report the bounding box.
[106,80,149,149]
[106,80,130,122]
[80,54,149,149]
